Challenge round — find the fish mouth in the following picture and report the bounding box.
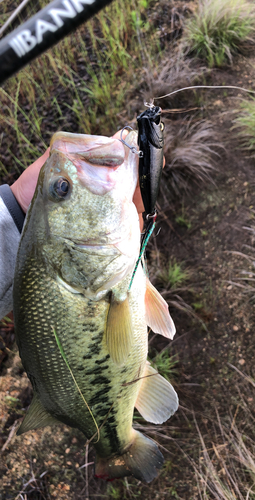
[50,132,125,195]
[58,236,120,256]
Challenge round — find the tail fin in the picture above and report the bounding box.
[95,430,164,483]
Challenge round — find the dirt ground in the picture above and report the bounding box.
[1,23,255,500]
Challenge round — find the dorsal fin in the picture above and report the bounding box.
[105,295,133,366]
[145,278,176,339]
[17,393,59,435]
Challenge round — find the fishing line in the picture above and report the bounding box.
[87,400,115,445]
[128,212,157,291]
[52,327,100,443]
[149,84,255,104]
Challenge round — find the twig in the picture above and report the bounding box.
[161,107,199,113]
[1,419,20,451]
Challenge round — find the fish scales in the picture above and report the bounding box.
[13,131,178,482]
[15,255,147,457]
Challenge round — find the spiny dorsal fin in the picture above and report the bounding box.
[145,278,176,339]
[17,392,59,435]
[105,295,133,366]
[135,362,178,424]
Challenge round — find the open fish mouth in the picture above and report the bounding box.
[56,236,120,256]
[50,131,124,166]
[50,132,125,195]
[74,243,119,256]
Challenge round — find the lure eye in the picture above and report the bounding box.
[160,122,165,132]
[50,177,71,200]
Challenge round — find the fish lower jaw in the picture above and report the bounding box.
[56,276,109,300]
[84,288,109,301]
[74,243,119,257]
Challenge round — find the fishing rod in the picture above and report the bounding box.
[0,0,114,85]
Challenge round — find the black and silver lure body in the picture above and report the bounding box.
[137,105,164,216]
[120,105,165,289]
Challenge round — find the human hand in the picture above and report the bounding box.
[10,148,50,213]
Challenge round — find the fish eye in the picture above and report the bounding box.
[160,122,165,131]
[50,177,71,200]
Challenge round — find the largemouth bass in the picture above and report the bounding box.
[13,131,178,482]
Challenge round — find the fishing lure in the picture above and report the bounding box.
[137,105,164,217]
[120,105,165,289]
[120,105,164,220]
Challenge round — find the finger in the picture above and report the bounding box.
[11,148,50,213]
[111,129,129,141]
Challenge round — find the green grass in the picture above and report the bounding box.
[157,259,190,290]
[233,97,255,155]
[152,350,179,382]
[0,0,155,169]
[183,0,255,67]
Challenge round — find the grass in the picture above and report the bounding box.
[194,421,255,499]
[152,349,179,382]
[140,53,207,108]
[0,0,155,169]
[162,118,221,195]
[182,0,255,67]
[191,367,255,500]
[233,97,255,155]
[230,223,255,301]
[157,259,190,290]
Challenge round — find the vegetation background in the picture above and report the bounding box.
[1,0,255,498]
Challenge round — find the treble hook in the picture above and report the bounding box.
[119,126,143,158]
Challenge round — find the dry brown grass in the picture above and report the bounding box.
[192,372,255,500]
[162,118,222,196]
[141,54,208,109]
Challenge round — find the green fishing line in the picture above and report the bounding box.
[128,220,156,291]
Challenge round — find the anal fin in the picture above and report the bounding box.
[106,295,133,366]
[145,278,176,339]
[135,362,178,424]
[17,392,59,436]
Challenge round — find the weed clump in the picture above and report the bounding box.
[163,118,221,195]
[157,259,190,290]
[152,350,179,382]
[233,97,255,155]
[140,54,207,110]
[183,0,255,67]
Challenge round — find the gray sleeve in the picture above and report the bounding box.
[0,186,25,319]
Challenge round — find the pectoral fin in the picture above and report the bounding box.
[17,392,59,435]
[106,295,133,365]
[145,278,176,339]
[135,362,178,424]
